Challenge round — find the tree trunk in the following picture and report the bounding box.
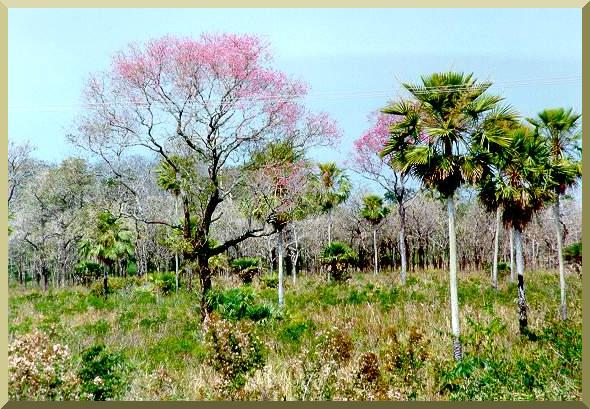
[514,227,528,334]
[277,229,285,307]
[198,253,213,321]
[509,227,515,283]
[42,266,49,292]
[447,196,462,361]
[175,196,180,294]
[553,198,567,320]
[373,227,378,275]
[492,207,501,289]
[328,209,332,245]
[103,264,108,299]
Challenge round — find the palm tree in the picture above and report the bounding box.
[361,194,390,275]
[246,141,316,307]
[155,157,182,293]
[527,108,582,320]
[478,125,556,335]
[381,72,516,361]
[79,211,135,298]
[315,162,352,244]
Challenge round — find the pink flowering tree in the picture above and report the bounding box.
[69,34,339,319]
[351,111,416,284]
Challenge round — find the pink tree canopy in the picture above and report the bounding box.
[71,33,341,257]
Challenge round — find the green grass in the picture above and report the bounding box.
[8,269,582,400]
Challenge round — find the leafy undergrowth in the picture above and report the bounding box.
[8,269,582,400]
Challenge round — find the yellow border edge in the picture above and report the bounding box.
[1,0,8,406]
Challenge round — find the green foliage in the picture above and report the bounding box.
[360,194,390,225]
[564,242,582,264]
[321,242,358,282]
[74,260,102,284]
[207,287,275,322]
[313,162,352,212]
[380,326,430,398]
[260,274,279,289]
[89,277,135,297]
[231,257,260,285]
[381,72,516,198]
[148,272,177,295]
[436,318,581,400]
[78,344,129,401]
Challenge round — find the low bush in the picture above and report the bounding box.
[8,329,80,400]
[207,287,275,322]
[78,344,129,401]
[231,257,261,284]
[204,314,266,396]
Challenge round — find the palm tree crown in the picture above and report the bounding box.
[381,72,516,197]
[361,194,390,226]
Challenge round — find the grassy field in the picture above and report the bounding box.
[8,268,582,401]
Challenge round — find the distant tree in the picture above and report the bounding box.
[528,108,582,320]
[313,162,351,244]
[360,194,390,275]
[353,112,416,284]
[478,126,557,335]
[243,141,319,307]
[79,211,135,298]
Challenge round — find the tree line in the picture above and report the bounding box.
[7,34,581,362]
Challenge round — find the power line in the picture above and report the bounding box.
[8,75,581,112]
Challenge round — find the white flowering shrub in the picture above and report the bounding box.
[8,329,81,400]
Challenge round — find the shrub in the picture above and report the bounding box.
[321,242,358,282]
[207,287,274,322]
[8,329,80,400]
[89,276,134,297]
[260,274,279,289]
[381,326,429,399]
[564,242,582,275]
[231,257,260,284]
[74,260,102,285]
[148,272,177,295]
[289,326,354,400]
[78,344,129,401]
[204,314,265,395]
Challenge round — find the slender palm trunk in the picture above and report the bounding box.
[399,205,407,285]
[277,229,284,307]
[492,207,501,289]
[553,197,567,320]
[447,196,462,361]
[373,227,378,275]
[514,227,528,334]
[509,227,515,283]
[328,209,333,245]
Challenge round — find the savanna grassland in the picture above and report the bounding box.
[8,268,581,401]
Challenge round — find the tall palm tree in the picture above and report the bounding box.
[79,211,135,298]
[246,141,316,307]
[478,126,556,335]
[361,194,390,275]
[527,108,582,320]
[381,72,516,361]
[155,157,182,293]
[315,162,352,244]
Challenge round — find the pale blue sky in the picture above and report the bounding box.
[9,8,582,173]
